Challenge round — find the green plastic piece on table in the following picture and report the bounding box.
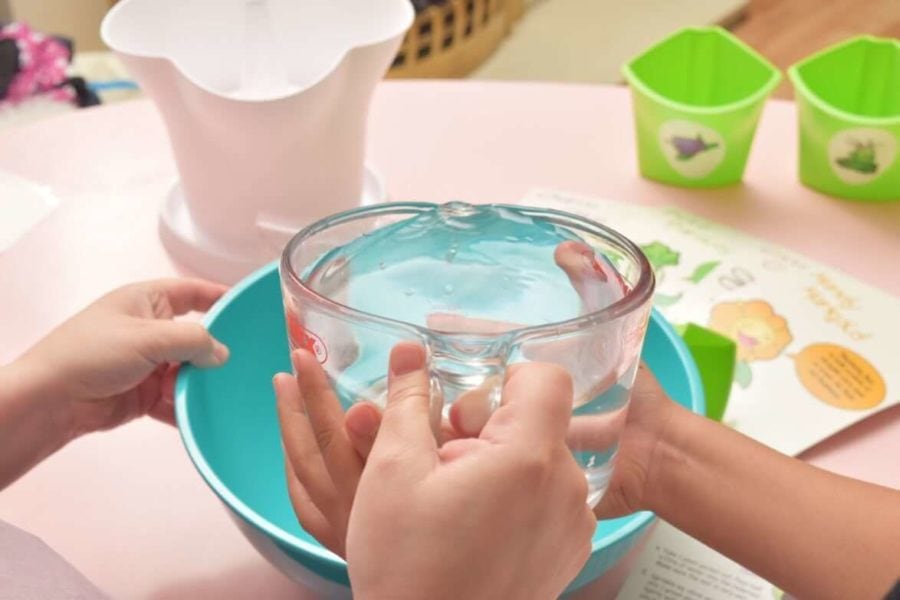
[622,26,781,188]
[788,36,900,202]
[679,323,736,422]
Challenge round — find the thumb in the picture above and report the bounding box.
[373,343,437,464]
[142,321,229,368]
[480,363,573,451]
[344,402,382,460]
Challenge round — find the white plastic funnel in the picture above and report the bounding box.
[102,0,413,282]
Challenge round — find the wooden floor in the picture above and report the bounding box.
[731,0,900,98]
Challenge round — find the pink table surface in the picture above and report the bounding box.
[1,81,898,599]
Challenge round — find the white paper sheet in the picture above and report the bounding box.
[0,170,59,253]
[615,522,785,600]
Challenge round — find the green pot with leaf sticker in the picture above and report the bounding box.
[789,36,900,202]
[623,26,781,188]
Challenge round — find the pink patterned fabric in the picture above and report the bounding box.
[0,22,73,104]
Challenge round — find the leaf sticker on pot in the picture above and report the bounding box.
[659,120,726,179]
[828,128,897,185]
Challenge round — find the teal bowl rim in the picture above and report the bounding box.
[622,25,782,116]
[175,260,706,573]
[787,35,900,127]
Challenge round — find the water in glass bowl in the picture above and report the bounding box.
[298,202,639,504]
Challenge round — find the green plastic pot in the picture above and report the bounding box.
[623,27,781,187]
[789,36,900,202]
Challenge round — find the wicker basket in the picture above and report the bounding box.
[389,0,523,79]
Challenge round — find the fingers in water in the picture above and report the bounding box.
[566,408,627,452]
[449,382,497,437]
[426,312,519,334]
[554,241,626,313]
[292,350,364,498]
[481,363,574,449]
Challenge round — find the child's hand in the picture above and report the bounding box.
[276,345,675,554]
[14,279,229,438]
[583,363,677,519]
[276,344,595,598]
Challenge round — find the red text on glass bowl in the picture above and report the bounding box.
[285,311,328,364]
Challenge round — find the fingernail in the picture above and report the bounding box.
[451,386,494,436]
[346,405,379,437]
[451,401,488,437]
[290,348,312,372]
[213,340,230,364]
[390,344,425,376]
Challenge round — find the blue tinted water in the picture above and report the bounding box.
[305,202,585,327]
[302,203,633,504]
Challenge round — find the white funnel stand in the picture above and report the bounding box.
[102,0,413,282]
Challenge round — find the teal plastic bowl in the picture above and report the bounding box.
[175,262,705,596]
